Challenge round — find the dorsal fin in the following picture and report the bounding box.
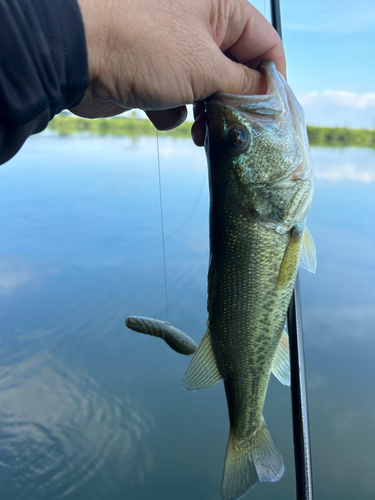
[182,328,222,391]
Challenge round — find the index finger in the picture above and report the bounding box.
[218,0,286,78]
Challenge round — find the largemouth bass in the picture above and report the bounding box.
[183,60,316,500]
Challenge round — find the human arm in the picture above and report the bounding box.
[0,0,88,165]
[0,0,285,164]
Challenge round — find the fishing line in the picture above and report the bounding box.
[114,303,125,321]
[156,130,169,321]
[166,172,206,238]
[119,171,206,268]
[112,134,206,325]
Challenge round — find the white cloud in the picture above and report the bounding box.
[298,90,375,128]
[300,90,375,109]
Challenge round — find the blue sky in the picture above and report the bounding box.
[250,0,375,127]
[253,0,375,93]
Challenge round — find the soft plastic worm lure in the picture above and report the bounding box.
[125,316,197,355]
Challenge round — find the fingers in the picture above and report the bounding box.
[192,0,286,147]
[220,0,286,78]
[189,0,285,101]
[215,55,268,96]
[193,101,205,121]
[75,0,286,139]
[71,101,128,119]
[146,102,203,149]
[191,109,205,147]
[146,106,187,131]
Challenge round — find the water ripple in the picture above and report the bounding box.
[0,352,154,499]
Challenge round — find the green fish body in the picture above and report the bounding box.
[183,60,316,500]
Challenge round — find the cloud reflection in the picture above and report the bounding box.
[312,147,375,183]
[306,304,375,345]
[0,255,33,293]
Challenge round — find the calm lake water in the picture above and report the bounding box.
[0,135,374,500]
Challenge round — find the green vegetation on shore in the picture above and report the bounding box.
[307,126,375,148]
[48,114,192,138]
[48,114,375,147]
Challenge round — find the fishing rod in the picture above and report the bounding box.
[287,275,314,500]
[270,2,314,500]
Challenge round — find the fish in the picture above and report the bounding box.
[183,60,316,500]
[125,316,197,355]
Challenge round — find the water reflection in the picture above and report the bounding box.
[0,137,374,499]
[313,147,375,182]
[0,254,35,293]
[0,350,153,499]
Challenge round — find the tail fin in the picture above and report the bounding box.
[221,418,284,500]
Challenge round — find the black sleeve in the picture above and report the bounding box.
[0,0,89,164]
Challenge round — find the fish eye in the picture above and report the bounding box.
[228,126,250,151]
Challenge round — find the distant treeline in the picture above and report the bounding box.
[48,114,375,147]
[48,114,191,138]
[307,126,375,148]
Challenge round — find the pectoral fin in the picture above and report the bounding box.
[299,226,317,273]
[182,328,222,391]
[277,228,302,287]
[272,329,290,386]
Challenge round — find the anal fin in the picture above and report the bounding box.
[272,329,290,386]
[182,328,222,391]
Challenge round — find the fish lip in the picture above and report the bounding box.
[206,92,268,111]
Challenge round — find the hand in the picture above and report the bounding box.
[72,0,285,146]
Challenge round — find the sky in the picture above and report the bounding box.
[251,0,375,128]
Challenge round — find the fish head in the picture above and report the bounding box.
[205,60,314,234]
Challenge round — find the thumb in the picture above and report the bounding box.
[213,53,268,96]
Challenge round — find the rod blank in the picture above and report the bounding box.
[269,1,314,499]
[287,274,314,500]
[271,0,283,40]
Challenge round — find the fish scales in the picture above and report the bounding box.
[183,60,316,500]
[209,205,294,439]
